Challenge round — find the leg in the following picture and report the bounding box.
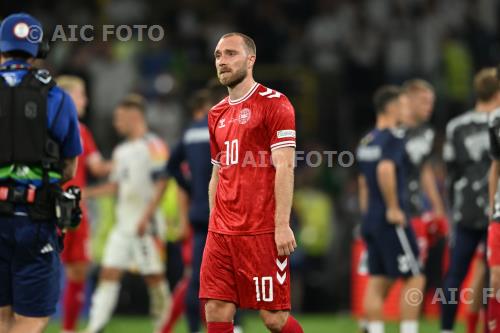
[489,266,500,333]
[364,276,393,321]
[400,274,425,333]
[260,310,303,333]
[466,253,486,333]
[185,229,206,333]
[488,223,500,333]
[84,267,123,333]
[441,225,484,332]
[205,300,235,333]
[144,273,171,331]
[8,314,48,333]
[61,215,91,333]
[62,262,88,332]
[160,277,189,333]
[0,307,13,333]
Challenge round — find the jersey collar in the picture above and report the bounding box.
[228,82,259,105]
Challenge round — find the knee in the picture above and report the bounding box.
[260,310,288,333]
[14,315,49,333]
[205,300,235,322]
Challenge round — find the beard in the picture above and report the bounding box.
[218,66,247,88]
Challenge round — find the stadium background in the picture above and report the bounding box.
[2,0,500,332]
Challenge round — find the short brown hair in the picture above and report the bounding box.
[373,85,402,114]
[221,32,256,56]
[474,67,500,102]
[188,89,212,113]
[117,93,146,113]
[402,79,434,94]
[56,75,85,92]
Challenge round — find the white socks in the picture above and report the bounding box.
[368,321,384,333]
[400,320,418,333]
[86,281,121,333]
[148,280,171,332]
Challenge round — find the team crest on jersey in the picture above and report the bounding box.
[239,108,251,124]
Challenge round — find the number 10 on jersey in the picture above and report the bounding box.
[253,276,274,302]
[224,139,238,165]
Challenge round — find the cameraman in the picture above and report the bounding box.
[0,13,82,333]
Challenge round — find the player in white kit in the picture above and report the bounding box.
[83,94,171,333]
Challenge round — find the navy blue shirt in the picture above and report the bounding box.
[167,116,211,226]
[356,128,409,232]
[0,59,82,187]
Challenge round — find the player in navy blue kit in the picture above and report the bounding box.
[440,68,500,333]
[357,86,424,333]
[0,13,82,333]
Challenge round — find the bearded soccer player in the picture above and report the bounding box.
[56,75,111,333]
[199,33,303,333]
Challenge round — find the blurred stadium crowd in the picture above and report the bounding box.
[3,0,500,314]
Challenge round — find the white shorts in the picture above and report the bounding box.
[102,229,164,275]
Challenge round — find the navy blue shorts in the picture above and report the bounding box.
[0,214,61,317]
[362,225,421,278]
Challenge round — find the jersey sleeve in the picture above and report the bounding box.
[489,110,500,160]
[208,114,221,166]
[166,140,190,191]
[148,138,169,180]
[422,128,435,164]
[266,97,296,151]
[49,89,83,158]
[381,132,405,163]
[443,122,456,163]
[80,124,102,164]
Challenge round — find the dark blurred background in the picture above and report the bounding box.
[2,0,500,313]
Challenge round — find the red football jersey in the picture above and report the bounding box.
[208,83,296,235]
[65,122,100,189]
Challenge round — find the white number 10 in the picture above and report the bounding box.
[253,276,274,302]
[224,139,238,165]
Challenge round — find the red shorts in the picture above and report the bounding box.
[60,213,90,263]
[488,222,500,266]
[199,231,291,310]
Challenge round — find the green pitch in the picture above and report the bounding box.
[45,314,465,332]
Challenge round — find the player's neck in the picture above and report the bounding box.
[376,115,398,130]
[475,100,498,113]
[128,123,147,140]
[228,77,256,102]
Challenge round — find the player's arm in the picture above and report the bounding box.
[87,156,113,178]
[178,185,190,240]
[61,157,78,184]
[137,178,168,236]
[358,174,368,214]
[208,165,220,212]
[83,181,118,198]
[377,160,405,225]
[490,160,500,211]
[273,147,297,256]
[167,141,190,192]
[489,122,500,213]
[420,162,446,217]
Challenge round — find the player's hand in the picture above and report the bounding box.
[275,225,297,256]
[386,208,406,226]
[137,217,149,237]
